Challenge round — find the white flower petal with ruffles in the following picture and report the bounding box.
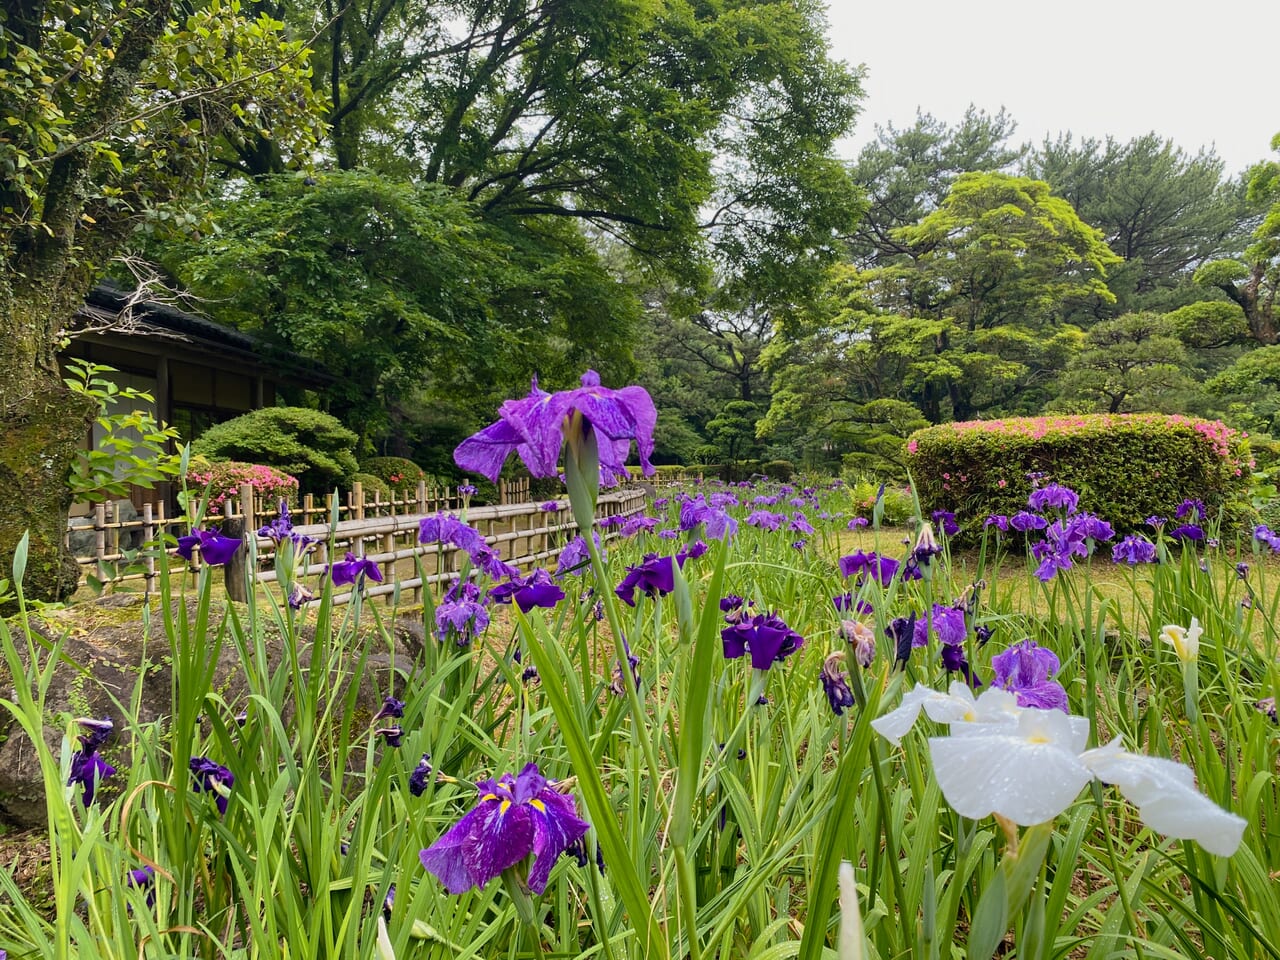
[873,682,1247,855]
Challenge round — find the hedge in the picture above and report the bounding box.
[349,472,391,499]
[905,414,1253,536]
[361,456,429,494]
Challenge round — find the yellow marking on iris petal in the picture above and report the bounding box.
[500,799,512,815]
[480,793,499,803]
[530,799,547,813]
[1027,734,1049,744]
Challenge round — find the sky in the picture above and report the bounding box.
[824,0,1280,177]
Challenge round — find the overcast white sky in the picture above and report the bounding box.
[824,0,1279,177]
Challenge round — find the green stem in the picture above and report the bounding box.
[673,845,702,960]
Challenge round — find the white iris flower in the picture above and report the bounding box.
[873,682,1246,856]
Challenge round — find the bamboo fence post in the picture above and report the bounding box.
[142,503,155,597]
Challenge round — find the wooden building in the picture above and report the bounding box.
[63,280,331,514]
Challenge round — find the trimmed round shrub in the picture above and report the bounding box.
[762,460,796,482]
[349,472,391,499]
[191,407,359,496]
[361,456,429,494]
[906,414,1253,537]
[185,459,299,512]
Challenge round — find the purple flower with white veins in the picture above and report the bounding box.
[419,762,590,895]
[454,371,656,483]
[991,640,1068,712]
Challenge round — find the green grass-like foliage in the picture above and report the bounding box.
[191,407,359,496]
[908,413,1254,535]
[0,481,1276,960]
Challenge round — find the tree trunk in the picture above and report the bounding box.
[0,294,96,604]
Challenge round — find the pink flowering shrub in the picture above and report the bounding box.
[187,460,299,511]
[906,414,1253,537]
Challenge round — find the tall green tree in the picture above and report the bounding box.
[844,107,1024,269]
[163,171,640,440]
[1054,312,1191,413]
[1026,133,1240,310]
[0,0,321,601]
[1194,132,1280,346]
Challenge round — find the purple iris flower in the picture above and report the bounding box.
[753,495,780,506]
[911,604,967,648]
[931,510,959,537]
[615,553,680,606]
[67,717,115,806]
[127,865,157,907]
[258,501,311,548]
[453,371,657,482]
[419,512,488,558]
[1176,498,1206,522]
[721,611,804,671]
[540,500,562,512]
[610,638,642,697]
[68,750,115,807]
[372,696,405,722]
[888,613,918,669]
[940,643,981,688]
[375,725,403,747]
[833,593,873,616]
[458,483,478,497]
[1146,515,1165,528]
[789,513,814,535]
[679,496,736,539]
[1071,513,1114,543]
[473,546,519,580]
[489,568,566,612]
[1169,523,1205,542]
[1010,511,1047,532]
[848,517,869,529]
[190,756,234,816]
[330,552,383,587]
[985,515,1009,531]
[419,762,590,895]
[435,580,490,645]
[990,640,1068,712]
[620,515,660,537]
[409,754,434,796]
[176,528,242,566]
[555,535,591,577]
[1027,483,1079,514]
[1112,535,1157,565]
[838,550,899,585]
[820,654,856,716]
[1255,524,1280,553]
[746,510,785,531]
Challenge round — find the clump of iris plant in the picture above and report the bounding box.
[419,762,590,897]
